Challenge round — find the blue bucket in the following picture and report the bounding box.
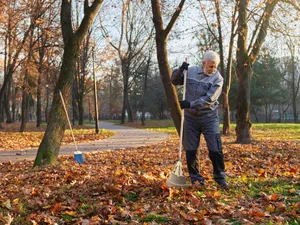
[74,151,85,164]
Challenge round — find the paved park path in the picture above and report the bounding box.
[0,122,171,163]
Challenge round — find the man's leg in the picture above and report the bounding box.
[184,116,204,185]
[202,111,228,188]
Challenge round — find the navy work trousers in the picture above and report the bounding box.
[183,110,226,185]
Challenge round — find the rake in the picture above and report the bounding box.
[59,90,84,164]
[166,59,189,188]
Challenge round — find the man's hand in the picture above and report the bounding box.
[179,100,190,109]
[180,62,189,72]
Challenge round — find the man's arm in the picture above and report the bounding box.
[190,76,223,110]
[171,68,184,85]
[171,62,189,85]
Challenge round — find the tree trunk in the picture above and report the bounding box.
[36,75,42,127]
[121,82,128,124]
[141,69,148,125]
[34,41,78,166]
[34,0,104,166]
[141,46,152,125]
[251,106,259,123]
[20,26,35,132]
[11,84,16,122]
[235,0,252,143]
[78,92,84,125]
[36,29,45,127]
[4,94,12,123]
[0,22,36,129]
[235,0,279,143]
[222,92,230,134]
[20,85,28,132]
[265,103,268,123]
[4,76,13,123]
[72,82,78,125]
[127,97,133,122]
[235,66,252,143]
[291,52,298,123]
[155,40,181,134]
[151,0,185,135]
[222,5,237,135]
[120,60,133,123]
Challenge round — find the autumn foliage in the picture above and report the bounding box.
[0,123,299,224]
[0,123,114,151]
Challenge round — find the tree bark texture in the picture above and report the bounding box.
[34,41,79,166]
[235,0,252,143]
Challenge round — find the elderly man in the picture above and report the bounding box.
[171,50,229,190]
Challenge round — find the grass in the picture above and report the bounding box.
[113,119,300,141]
[139,213,170,223]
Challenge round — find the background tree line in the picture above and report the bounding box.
[0,0,299,165]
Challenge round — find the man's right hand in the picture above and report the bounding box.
[179,100,190,109]
[180,62,189,71]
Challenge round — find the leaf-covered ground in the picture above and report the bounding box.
[0,123,114,151]
[0,122,299,224]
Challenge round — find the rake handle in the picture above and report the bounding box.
[59,90,79,152]
[178,58,188,160]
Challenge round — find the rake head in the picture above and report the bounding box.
[166,161,189,188]
[74,151,85,164]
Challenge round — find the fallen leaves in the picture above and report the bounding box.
[0,124,299,224]
[0,122,114,151]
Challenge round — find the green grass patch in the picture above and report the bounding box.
[124,192,139,202]
[128,121,299,141]
[62,214,75,222]
[78,203,93,213]
[147,127,177,134]
[251,123,300,141]
[236,177,299,202]
[140,213,170,223]
[288,218,300,225]
[227,218,242,225]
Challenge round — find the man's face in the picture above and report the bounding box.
[202,60,217,75]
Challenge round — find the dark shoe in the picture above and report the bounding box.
[218,182,229,191]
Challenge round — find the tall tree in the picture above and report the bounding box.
[198,0,238,135]
[20,26,35,132]
[35,3,61,127]
[140,43,154,125]
[34,0,104,167]
[235,0,299,143]
[75,30,92,125]
[101,0,153,124]
[0,0,51,129]
[286,40,300,123]
[151,0,186,135]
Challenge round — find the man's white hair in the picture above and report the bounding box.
[203,50,220,65]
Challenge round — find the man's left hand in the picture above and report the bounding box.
[179,100,190,109]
